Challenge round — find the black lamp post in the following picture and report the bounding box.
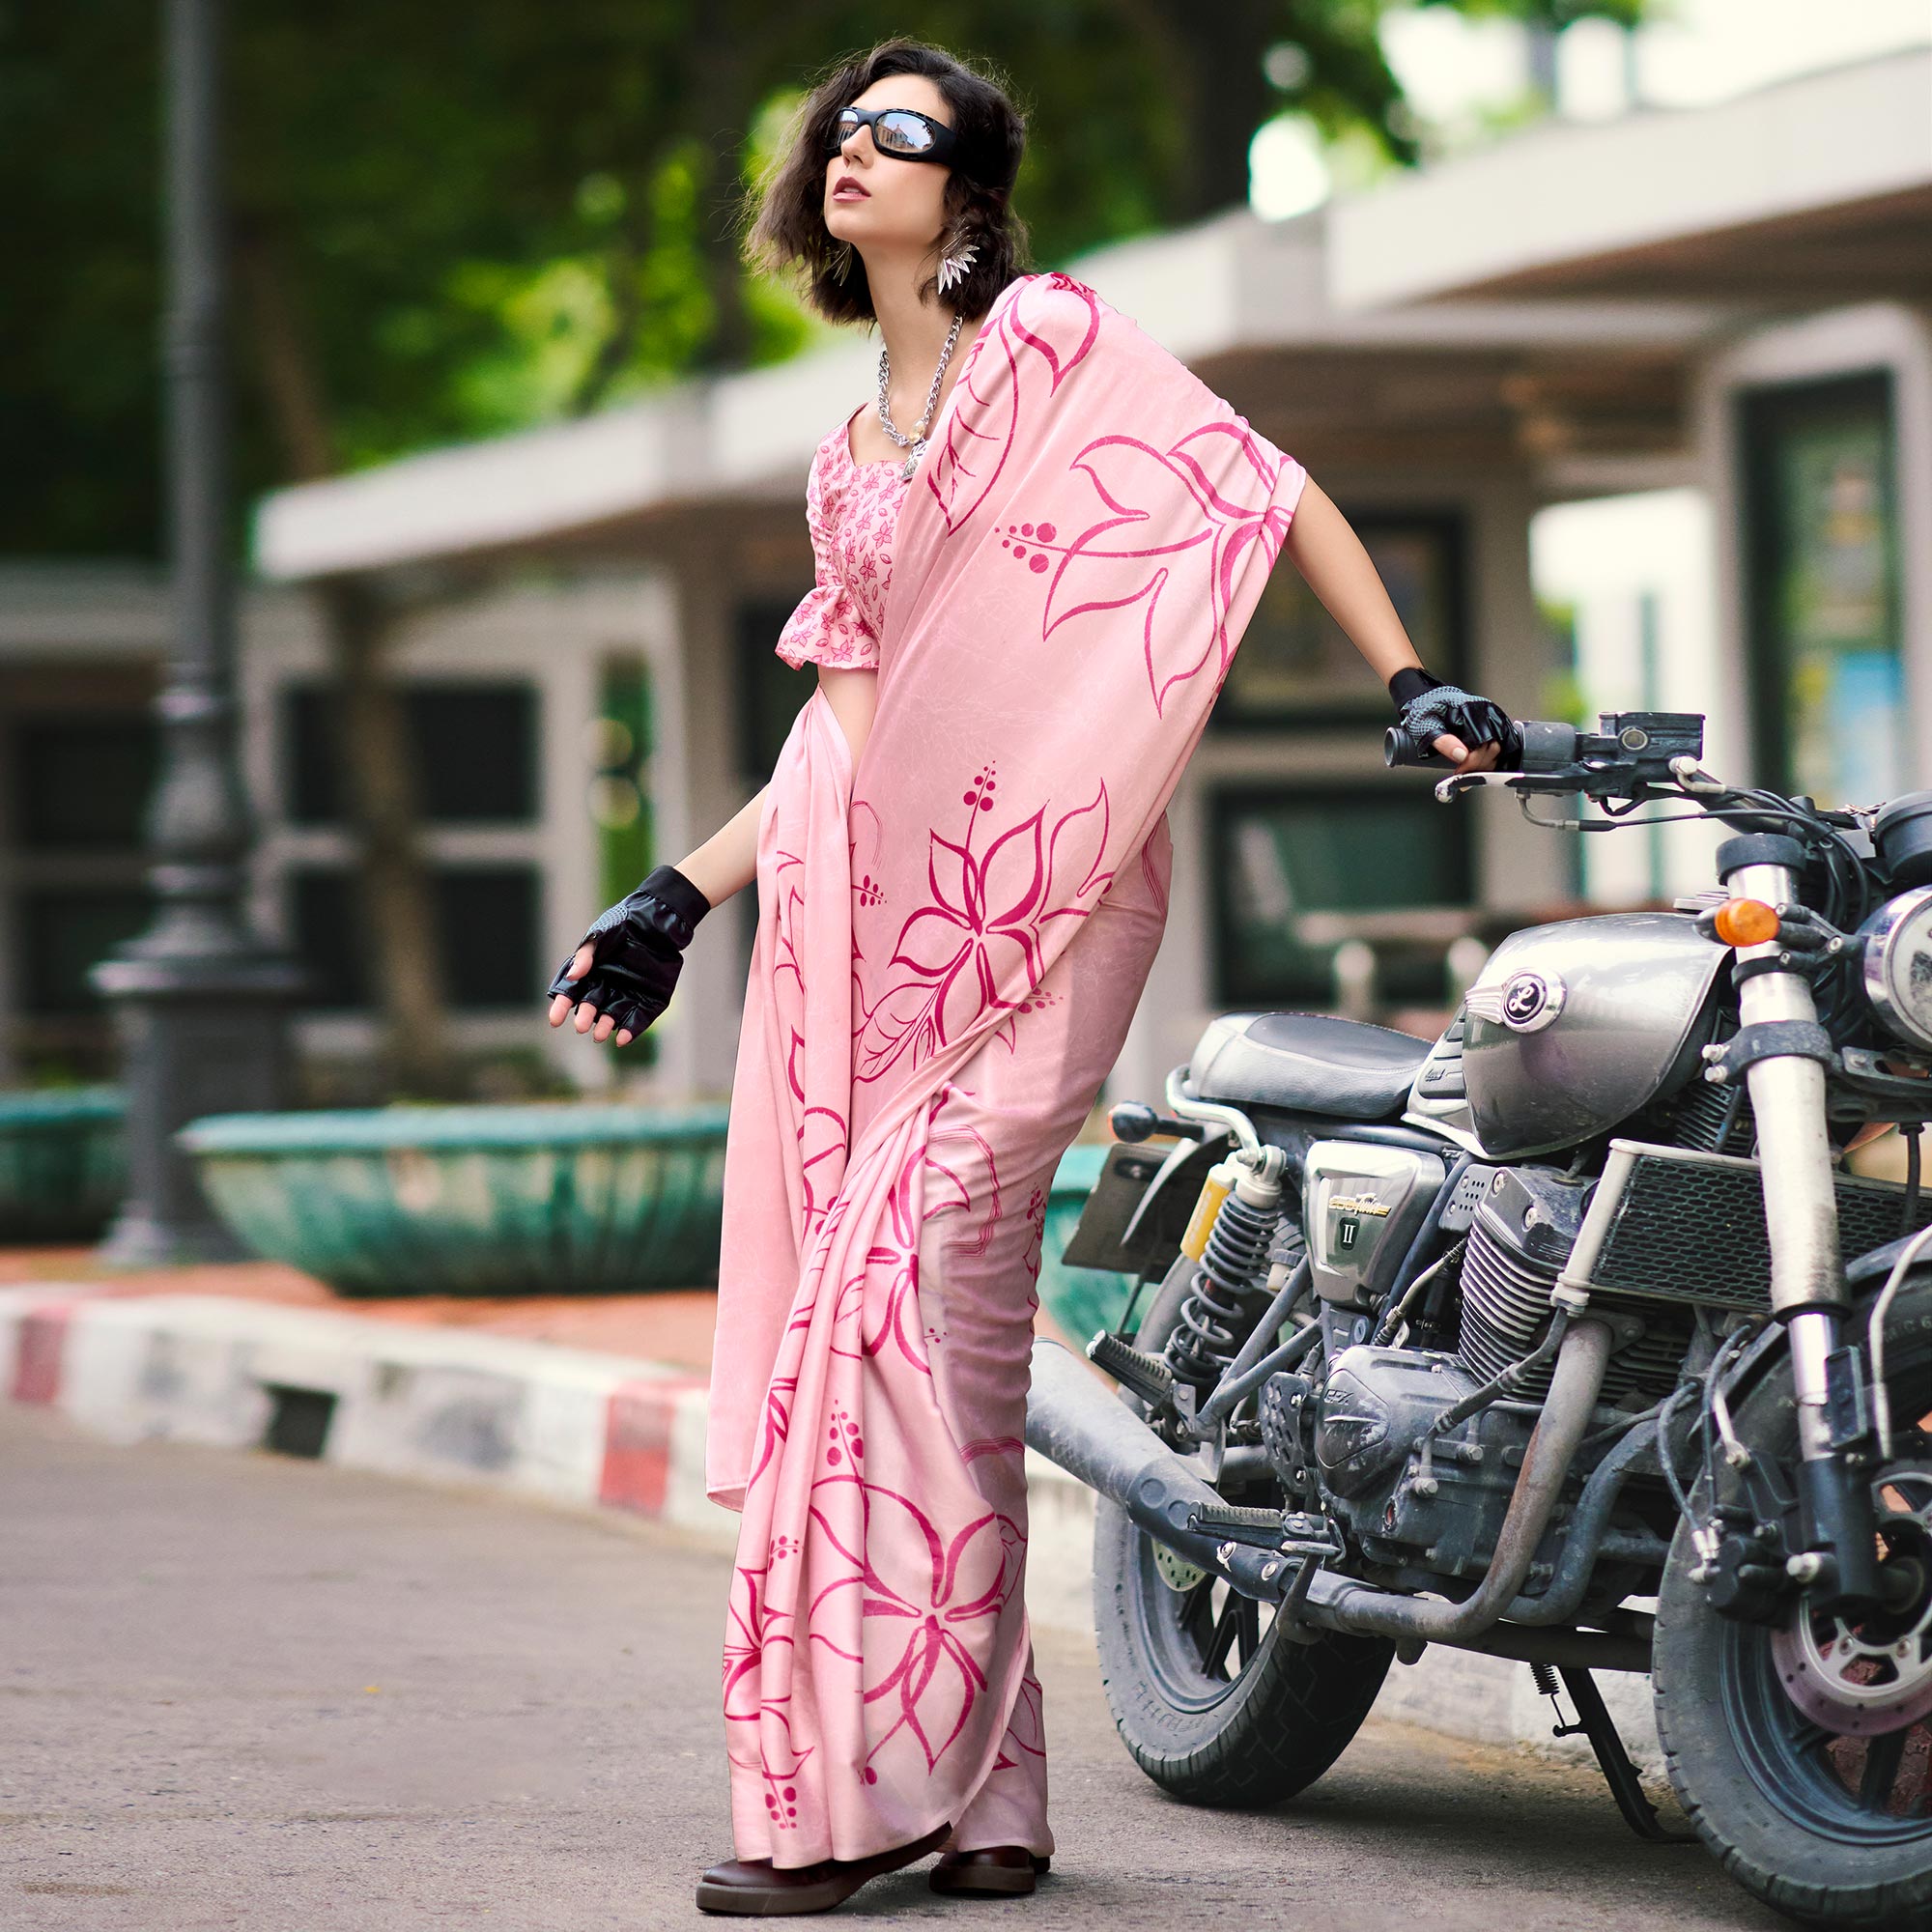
[90,0,302,1264]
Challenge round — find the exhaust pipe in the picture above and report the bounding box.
[1023,1340,1292,1598]
[1024,1320,1646,1672]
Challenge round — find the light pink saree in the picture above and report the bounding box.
[707,270,1308,1865]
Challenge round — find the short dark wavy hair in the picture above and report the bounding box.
[743,39,1030,327]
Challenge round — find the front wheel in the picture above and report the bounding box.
[1653,1304,1932,1930]
[1090,1260,1393,1806]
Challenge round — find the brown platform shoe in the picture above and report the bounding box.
[928,1844,1051,1895]
[695,1822,952,1915]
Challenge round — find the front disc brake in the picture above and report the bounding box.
[1770,1466,1932,1736]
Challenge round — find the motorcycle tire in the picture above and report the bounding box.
[1091,1256,1394,1806]
[1653,1287,1932,1931]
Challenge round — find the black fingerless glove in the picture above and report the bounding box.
[1387,666,1516,759]
[547,863,712,1041]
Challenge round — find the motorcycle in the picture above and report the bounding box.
[1025,710,1932,1930]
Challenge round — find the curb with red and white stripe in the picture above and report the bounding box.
[0,1286,716,1532]
[0,1283,1660,1770]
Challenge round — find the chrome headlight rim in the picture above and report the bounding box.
[1862,884,1932,1052]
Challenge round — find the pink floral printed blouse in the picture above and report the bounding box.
[772,407,909,672]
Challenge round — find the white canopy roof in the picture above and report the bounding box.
[1328,46,1932,311]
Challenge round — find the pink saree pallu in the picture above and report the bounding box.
[706,270,1309,1866]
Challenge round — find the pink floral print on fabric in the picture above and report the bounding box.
[709,270,1308,1868]
[852,761,1111,1085]
[772,416,909,671]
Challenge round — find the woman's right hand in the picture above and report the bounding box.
[544,863,712,1049]
[548,943,637,1046]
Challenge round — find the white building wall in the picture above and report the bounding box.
[658,535,770,1103]
[1529,487,1727,905]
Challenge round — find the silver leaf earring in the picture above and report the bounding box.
[935,239,979,296]
[832,242,855,285]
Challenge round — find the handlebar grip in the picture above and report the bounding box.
[1384,719,1531,771]
[1382,725,1455,770]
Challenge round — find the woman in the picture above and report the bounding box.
[546,38,1512,1916]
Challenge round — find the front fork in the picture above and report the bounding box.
[1721,851,1880,1611]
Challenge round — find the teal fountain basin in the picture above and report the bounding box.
[0,1087,127,1242]
[177,1102,730,1297]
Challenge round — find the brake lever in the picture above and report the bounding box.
[1435,765,1702,805]
[1434,770,1528,801]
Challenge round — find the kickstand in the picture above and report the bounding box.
[1545,1666,1693,1844]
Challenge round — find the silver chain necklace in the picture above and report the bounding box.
[876,310,964,481]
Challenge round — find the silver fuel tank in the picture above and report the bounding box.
[1453,912,1728,1160]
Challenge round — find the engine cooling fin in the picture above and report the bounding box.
[1454,1162,1689,1405]
[1636,1071,1754,1154]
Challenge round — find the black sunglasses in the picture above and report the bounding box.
[826,104,958,165]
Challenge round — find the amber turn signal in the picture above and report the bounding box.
[1713,897,1780,947]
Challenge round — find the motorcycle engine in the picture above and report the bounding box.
[1277,1163,1689,1577]
[1308,1344,1530,1579]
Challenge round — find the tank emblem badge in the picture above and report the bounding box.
[1497,969,1566,1033]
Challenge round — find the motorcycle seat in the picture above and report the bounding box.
[1187,1010,1433,1120]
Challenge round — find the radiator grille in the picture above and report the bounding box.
[1583,1145,1930,1311]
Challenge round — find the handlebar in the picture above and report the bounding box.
[1383,710,1708,796]
[1380,710,1896,1019]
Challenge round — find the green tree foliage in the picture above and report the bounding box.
[3,0,1649,554]
[2,10,163,554]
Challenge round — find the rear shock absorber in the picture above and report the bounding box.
[1163,1147,1288,1391]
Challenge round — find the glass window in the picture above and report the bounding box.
[733,595,818,962]
[17,889,151,1013]
[1740,372,1904,806]
[1207,784,1471,1007]
[283,682,539,826]
[289,865,541,1010]
[587,656,654,895]
[734,595,816,781]
[14,716,156,851]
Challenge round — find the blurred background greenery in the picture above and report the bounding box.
[3,1,1645,558]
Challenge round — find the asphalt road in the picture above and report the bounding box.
[1,1403,1781,1931]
